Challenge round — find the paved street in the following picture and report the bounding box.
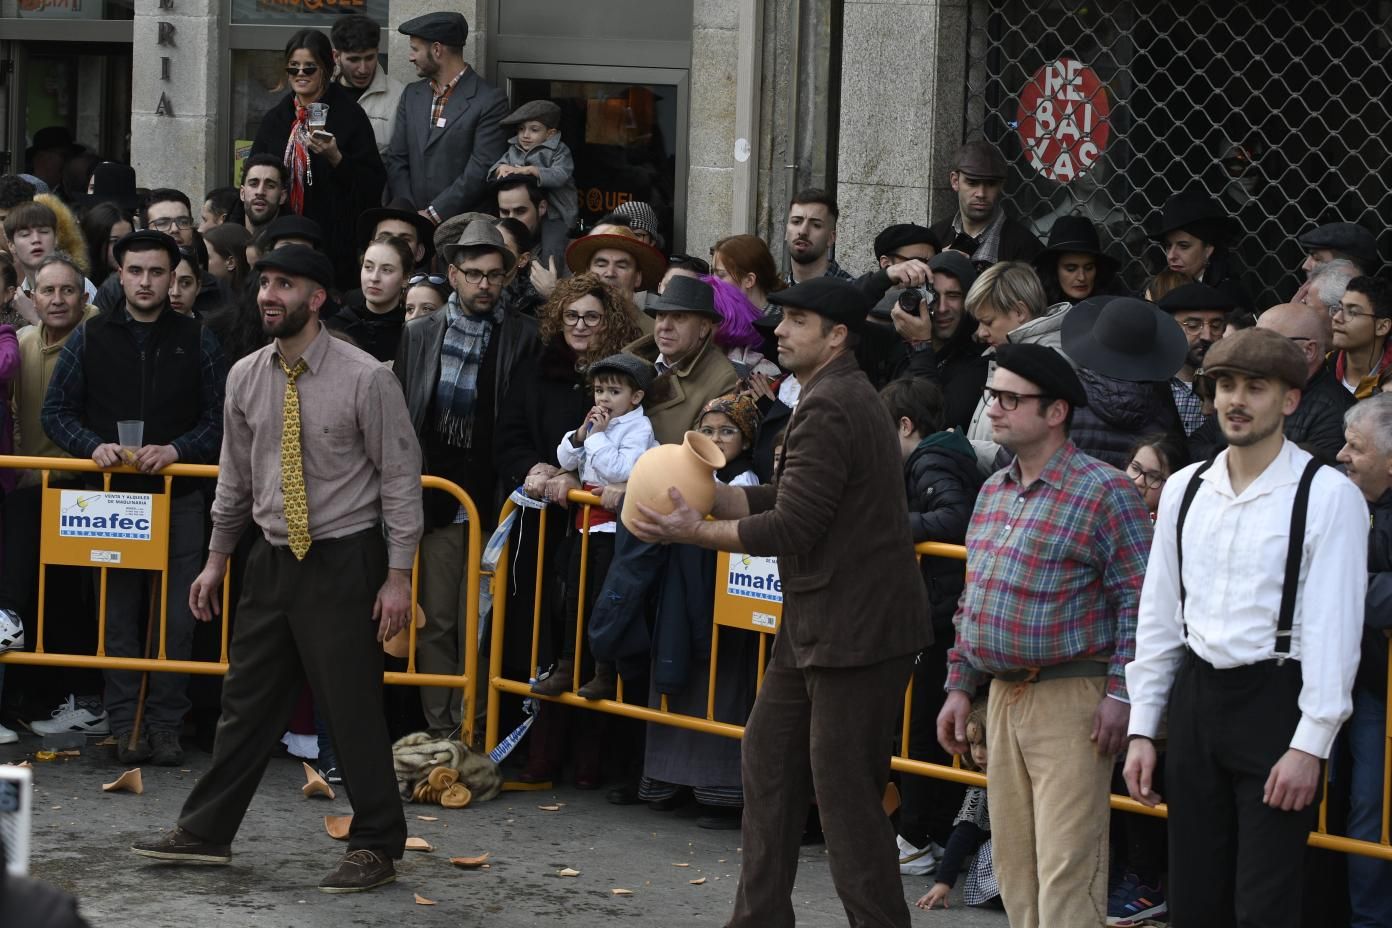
[2,733,1010,927]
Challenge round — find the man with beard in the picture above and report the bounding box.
[927,141,1041,267]
[1158,282,1234,435]
[784,189,853,284]
[494,176,569,293]
[395,221,536,734]
[132,245,423,894]
[386,12,508,224]
[1125,328,1366,928]
[238,155,287,237]
[41,230,226,767]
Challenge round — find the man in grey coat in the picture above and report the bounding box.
[386,13,508,225]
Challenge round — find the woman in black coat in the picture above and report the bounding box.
[250,29,385,291]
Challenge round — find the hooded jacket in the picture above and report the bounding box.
[904,430,984,631]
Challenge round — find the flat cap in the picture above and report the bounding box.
[993,343,1088,408]
[501,100,561,129]
[589,352,655,393]
[1200,327,1308,390]
[610,201,665,251]
[928,251,980,294]
[1297,222,1380,269]
[261,214,324,249]
[399,12,467,45]
[767,276,874,333]
[645,275,719,320]
[953,141,1008,180]
[873,223,938,260]
[113,229,180,269]
[254,244,335,291]
[1157,281,1237,314]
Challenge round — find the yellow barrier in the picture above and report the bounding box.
[0,455,486,744]
[484,487,1392,862]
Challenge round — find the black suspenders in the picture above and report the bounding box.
[1175,457,1323,662]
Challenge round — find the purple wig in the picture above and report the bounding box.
[703,274,764,350]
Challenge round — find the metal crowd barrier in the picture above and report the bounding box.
[0,455,486,744]
[483,487,1392,862]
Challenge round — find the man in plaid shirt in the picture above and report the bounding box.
[937,343,1153,928]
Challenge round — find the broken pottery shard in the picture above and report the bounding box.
[416,815,439,822]
[611,888,634,896]
[101,769,143,795]
[671,862,690,868]
[440,783,472,809]
[324,814,353,840]
[537,804,561,812]
[558,867,580,877]
[414,894,436,906]
[689,878,707,885]
[405,836,434,852]
[301,762,336,800]
[449,853,490,868]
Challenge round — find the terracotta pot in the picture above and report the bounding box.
[620,430,726,533]
[383,603,427,658]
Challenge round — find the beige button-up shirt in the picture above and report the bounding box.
[210,325,424,569]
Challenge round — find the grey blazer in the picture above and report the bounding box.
[385,67,509,221]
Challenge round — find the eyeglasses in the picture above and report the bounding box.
[982,387,1048,411]
[1329,303,1372,320]
[457,268,507,286]
[1126,460,1168,489]
[698,426,742,440]
[562,310,604,328]
[147,216,193,231]
[285,65,320,77]
[408,274,447,287]
[1177,318,1226,337]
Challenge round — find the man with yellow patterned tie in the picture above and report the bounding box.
[131,245,424,894]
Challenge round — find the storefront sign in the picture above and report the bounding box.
[713,552,782,635]
[1016,58,1111,183]
[579,187,632,215]
[13,0,101,18]
[57,491,154,541]
[230,0,388,25]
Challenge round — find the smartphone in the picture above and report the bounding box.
[310,129,334,142]
[732,360,753,381]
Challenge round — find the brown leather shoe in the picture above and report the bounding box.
[530,659,574,697]
[319,848,396,893]
[131,826,231,864]
[575,663,617,700]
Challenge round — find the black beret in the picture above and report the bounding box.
[589,353,655,393]
[254,244,335,291]
[398,12,468,46]
[993,343,1088,408]
[501,100,561,129]
[767,276,874,332]
[261,214,324,249]
[873,223,937,260]
[113,229,180,269]
[1297,222,1380,268]
[1157,282,1236,314]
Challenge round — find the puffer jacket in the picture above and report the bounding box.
[1070,369,1184,470]
[904,430,984,632]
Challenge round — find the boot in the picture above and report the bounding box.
[576,662,617,701]
[530,658,574,697]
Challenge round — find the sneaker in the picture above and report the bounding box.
[30,695,110,736]
[0,722,16,745]
[149,730,183,767]
[319,767,343,785]
[115,731,151,764]
[897,834,942,875]
[1107,873,1167,926]
[131,826,231,864]
[318,848,396,894]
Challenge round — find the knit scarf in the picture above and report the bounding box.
[434,301,499,447]
[282,103,313,215]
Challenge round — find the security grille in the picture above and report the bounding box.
[965,0,1392,310]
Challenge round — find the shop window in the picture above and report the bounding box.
[230,0,386,26]
[0,0,133,18]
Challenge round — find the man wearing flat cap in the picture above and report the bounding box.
[940,342,1154,927]
[628,276,931,927]
[42,229,227,768]
[133,244,425,894]
[395,220,537,735]
[1297,221,1381,280]
[386,12,508,225]
[927,140,1042,267]
[1126,327,1367,928]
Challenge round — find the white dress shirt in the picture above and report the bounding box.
[556,406,657,533]
[1126,440,1367,758]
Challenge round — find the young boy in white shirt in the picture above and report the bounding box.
[488,99,578,232]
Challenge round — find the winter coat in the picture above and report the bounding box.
[1069,369,1184,470]
[1360,489,1392,701]
[904,430,984,631]
[928,212,1043,264]
[325,293,406,364]
[494,336,594,489]
[623,332,739,445]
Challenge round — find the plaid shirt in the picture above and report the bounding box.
[950,208,1006,266]
[1170,378,1205,435]
[946,441,1154,699]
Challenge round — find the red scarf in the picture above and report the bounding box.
[282,103,313,215]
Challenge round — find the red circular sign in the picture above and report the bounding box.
[1016,59,1111,183]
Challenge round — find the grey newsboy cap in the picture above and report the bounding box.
[439,219,517,276]
[589,353,655,393]
[953,140,1008,180]
[501,100,561,129]
[1200,327,1309,390]
[1297,222,1380,269]
[398,12,468,46]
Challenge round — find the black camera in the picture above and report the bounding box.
[897,285,937,318]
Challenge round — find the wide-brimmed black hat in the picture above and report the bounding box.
[1034,216,1119,276]
[644,275,719,319]
[79,161,138,213]
[1147,191,1236,244]
[356,197,434,263]
[766,276,874,333]
[1060,295,1189,383]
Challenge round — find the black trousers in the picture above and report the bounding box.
[1166,651,1318,928]
[898,636,962,848]
[178,530,406,857]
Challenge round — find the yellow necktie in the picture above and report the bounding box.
[279,356,311,560]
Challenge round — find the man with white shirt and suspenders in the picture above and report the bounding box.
[1123,327,1367,928]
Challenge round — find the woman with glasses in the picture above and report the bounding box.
[325,235,412,362]
[1123,433,1189,517]
[250,28,386,291]
[404,274,449,322]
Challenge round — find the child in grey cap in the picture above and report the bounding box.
[488,99,578,230]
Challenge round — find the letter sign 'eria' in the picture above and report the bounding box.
[1016,58,1111,184]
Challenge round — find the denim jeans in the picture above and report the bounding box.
[1346,686,1392,928]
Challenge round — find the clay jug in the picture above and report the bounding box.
[620,430,726,533]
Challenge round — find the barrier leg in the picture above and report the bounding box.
[127,574,160,753]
